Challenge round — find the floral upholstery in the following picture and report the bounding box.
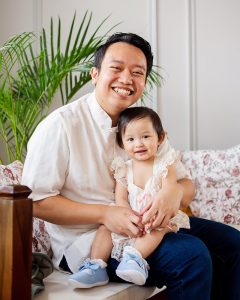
[32,218,51,254]
[0,160,23,185]
[0,160,51,254]
[181,145,240,225]
[1,144,239,256]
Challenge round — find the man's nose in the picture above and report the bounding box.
[119,69,133,84]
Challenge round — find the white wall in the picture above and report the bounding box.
[0,0,34,44]
[157,0,191,150]
[157,0,240,150]
[194,0,240,149]
[1,0,240,157]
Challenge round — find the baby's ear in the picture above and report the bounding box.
[158,131,166,144]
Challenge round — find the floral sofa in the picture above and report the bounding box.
[0,144,239,300]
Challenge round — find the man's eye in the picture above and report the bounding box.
[110,66,120,70]
[133,71,144,76]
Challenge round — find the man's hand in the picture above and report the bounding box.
[141,182,183,229]
[102,205,143,238]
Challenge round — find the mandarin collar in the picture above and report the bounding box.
[87,90,117,132]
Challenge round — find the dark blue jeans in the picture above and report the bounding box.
[107,217,240,300]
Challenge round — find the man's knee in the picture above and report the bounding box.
[146,234,212,296]
[148,233,212,277]
[184,235,212,276]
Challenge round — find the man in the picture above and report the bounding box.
[22,32,240,300]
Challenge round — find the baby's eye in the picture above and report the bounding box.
[143,135,150,139]
[127,137,134,142]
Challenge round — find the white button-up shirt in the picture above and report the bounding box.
[22,91,126,271]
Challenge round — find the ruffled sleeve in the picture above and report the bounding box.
[155,136,191,180]
[111,156,128,187]
[155,147,180,179]
[175,158,191,180]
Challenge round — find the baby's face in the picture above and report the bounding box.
[122,117,160,161]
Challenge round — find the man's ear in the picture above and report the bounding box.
[90,67,99,85]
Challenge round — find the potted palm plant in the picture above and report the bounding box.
[0,11,162,164]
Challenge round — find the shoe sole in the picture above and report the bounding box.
[68,278,109,289]
[116,269,146,285]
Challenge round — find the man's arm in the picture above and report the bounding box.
[33,195,142,238]
[178,177,196,208]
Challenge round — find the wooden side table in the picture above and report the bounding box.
[0,185,32,300]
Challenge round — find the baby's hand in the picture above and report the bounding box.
[139,195,153,216]
[143,214,157,232]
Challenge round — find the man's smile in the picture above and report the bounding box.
[112,87,133,96]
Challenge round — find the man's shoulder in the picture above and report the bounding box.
[46,93,92,122]
[32,93,92,136]
[56,93,91,115]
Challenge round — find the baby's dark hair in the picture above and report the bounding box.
[94,32,153,78]
[116,107,164,148]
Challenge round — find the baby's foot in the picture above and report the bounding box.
[68,259,109,288]
[116,247,149,285]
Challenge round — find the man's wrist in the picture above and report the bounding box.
[176,182,184,201]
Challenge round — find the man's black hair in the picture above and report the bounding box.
[94,32,153,78]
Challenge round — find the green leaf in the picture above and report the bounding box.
[0,12,163,163]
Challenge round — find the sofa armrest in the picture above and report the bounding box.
[0,185,32,300]
[181,145,240,225]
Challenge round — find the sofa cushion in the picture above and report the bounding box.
[181,145,240,225]
[0,160,23,185]
[0,160,51,254]
[32,218,51,254]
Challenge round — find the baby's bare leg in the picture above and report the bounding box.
[134,227,172,259]
[91,225,113,262]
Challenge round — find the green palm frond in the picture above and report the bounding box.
[0,11,163,164]
[141,65,164,103]
[0,32,35,87]
[15,11,120,106]
[0,32,37,163]
[0,12,119,163]
[0,86,44,162]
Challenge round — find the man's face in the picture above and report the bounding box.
[91,42,147,123]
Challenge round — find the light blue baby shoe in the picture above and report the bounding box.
[116,250,149,285]
[68,259,109,288]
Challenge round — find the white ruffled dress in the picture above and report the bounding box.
[111,137,191,261]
